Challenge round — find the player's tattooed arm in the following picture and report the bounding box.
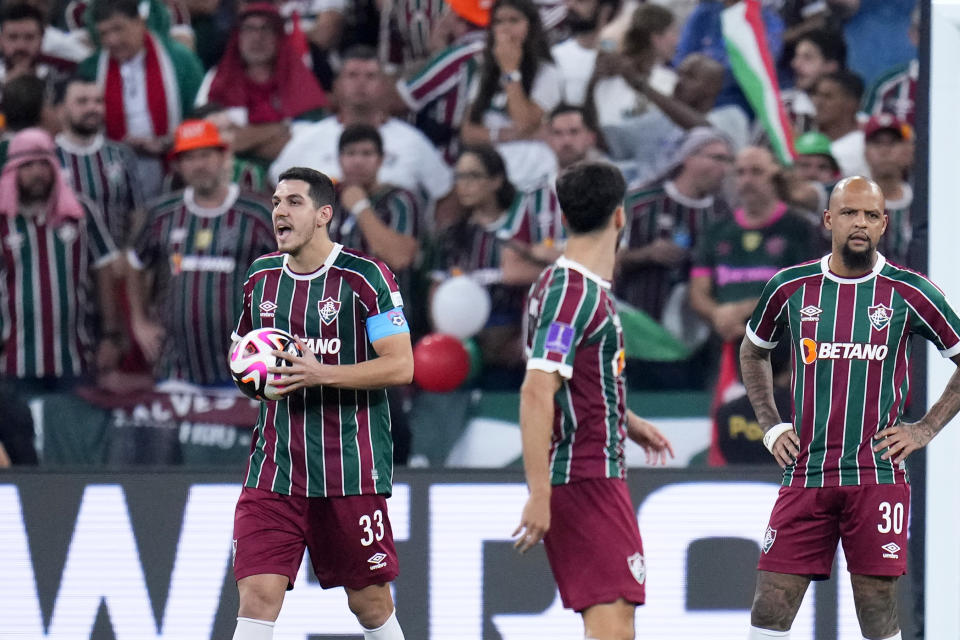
[740,339,799,467]
[874,353,960,464]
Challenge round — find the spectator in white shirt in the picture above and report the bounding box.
[549,0,619,106]
[461,0,563,190]
[269,45,454,211]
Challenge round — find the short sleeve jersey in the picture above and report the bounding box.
[130,185,276,386]
[0,199,117,378]
[233,244,409,498]
[525,257,628,485]
[746,254,960,488]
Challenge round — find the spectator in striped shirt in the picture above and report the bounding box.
[0,127,122,391]
[391,0,487,163]
[615,127,733,324]
[53,75,144,249]
[126,120,275,387]
[863,5,918,127]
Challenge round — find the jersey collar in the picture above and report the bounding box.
[556,255,611,289]
[184,183,240,218]
[54,132,105,156]
[282,243,342,280]
[820,252,886,284]
[664,180,714,209]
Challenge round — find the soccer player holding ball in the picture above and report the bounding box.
[514,162,674,640]
[228,167,412,640]
[742,176,960,640]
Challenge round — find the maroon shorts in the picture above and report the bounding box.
[232,487,399,590]
[543,478,646,612]
[758,484,910,579]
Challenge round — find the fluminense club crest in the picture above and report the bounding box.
[762,526,777,554]
[626,552,646,584]
[318,297,341,325]
[867,303,893,331]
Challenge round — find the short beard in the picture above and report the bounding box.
[840,241,874,272]
[70,120,101,137]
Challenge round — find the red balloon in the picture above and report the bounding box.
[413,333,470,392]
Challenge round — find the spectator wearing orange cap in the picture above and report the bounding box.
[865,113,915,266]
[126,119,275,387]
[391,0,488,163]
[194,2,328,164]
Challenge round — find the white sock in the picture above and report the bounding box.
[749,626,790,638]
[867,633,901,640]
[362,608,405,639]
[233,617,274,640]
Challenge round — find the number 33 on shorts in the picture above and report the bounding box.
[359,509,385,546]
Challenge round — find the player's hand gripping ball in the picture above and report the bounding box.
[230,328,304,401]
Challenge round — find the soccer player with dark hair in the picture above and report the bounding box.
[229,166,413,640]
[514,161,674,640]
[742,176,960,640]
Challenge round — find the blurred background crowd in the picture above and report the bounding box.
[0,0,920,470]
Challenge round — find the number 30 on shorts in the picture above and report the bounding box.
[359,509,385,546]
[877,501,904,534]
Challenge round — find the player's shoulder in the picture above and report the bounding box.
[246,252,284,280]
[335,245,394,282]
[880,259,946,297]
[766,257,823,290]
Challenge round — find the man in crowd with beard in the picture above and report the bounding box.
[54,75,143,249]
[550,0,620,106]
[0,127,120,393]
[126,120,275,388]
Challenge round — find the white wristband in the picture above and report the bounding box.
[350,198,371,217]
[762,422,794,454]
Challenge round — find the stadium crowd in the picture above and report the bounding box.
[0,0,920,468]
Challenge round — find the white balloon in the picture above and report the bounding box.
[431,275,491,339]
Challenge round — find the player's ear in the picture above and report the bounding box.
[823,208,832,230]
[317,204,333,228]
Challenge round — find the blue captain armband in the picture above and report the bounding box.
[367,308,410,342]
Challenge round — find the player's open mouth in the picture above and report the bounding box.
[275,223,292,241]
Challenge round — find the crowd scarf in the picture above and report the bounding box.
[97,30,181,141]
[207,4,327,121]
[0,128,85,224]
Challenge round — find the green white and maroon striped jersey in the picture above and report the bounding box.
[129,185,275,386]
[0,199,118,378]
[233,244,406,497]
[397,31,484,162]
[499,181,565,247]
[525,256,628,485]
[746,254,960,488]
[330,184,420,252]
[55,133,144,247]
[617,180,731,320]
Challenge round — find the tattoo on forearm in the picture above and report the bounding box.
[741,348,781,430]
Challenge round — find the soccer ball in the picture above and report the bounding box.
[229,328,303,401]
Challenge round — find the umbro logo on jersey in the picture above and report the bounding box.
[800,338,889,364]
[318,297,341,325]
[867,303,894,331]
[799,305,822,322]
[762,526,777,554]
[881,542,901,559]
[367,552,388,570]
[259,300,277,318]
